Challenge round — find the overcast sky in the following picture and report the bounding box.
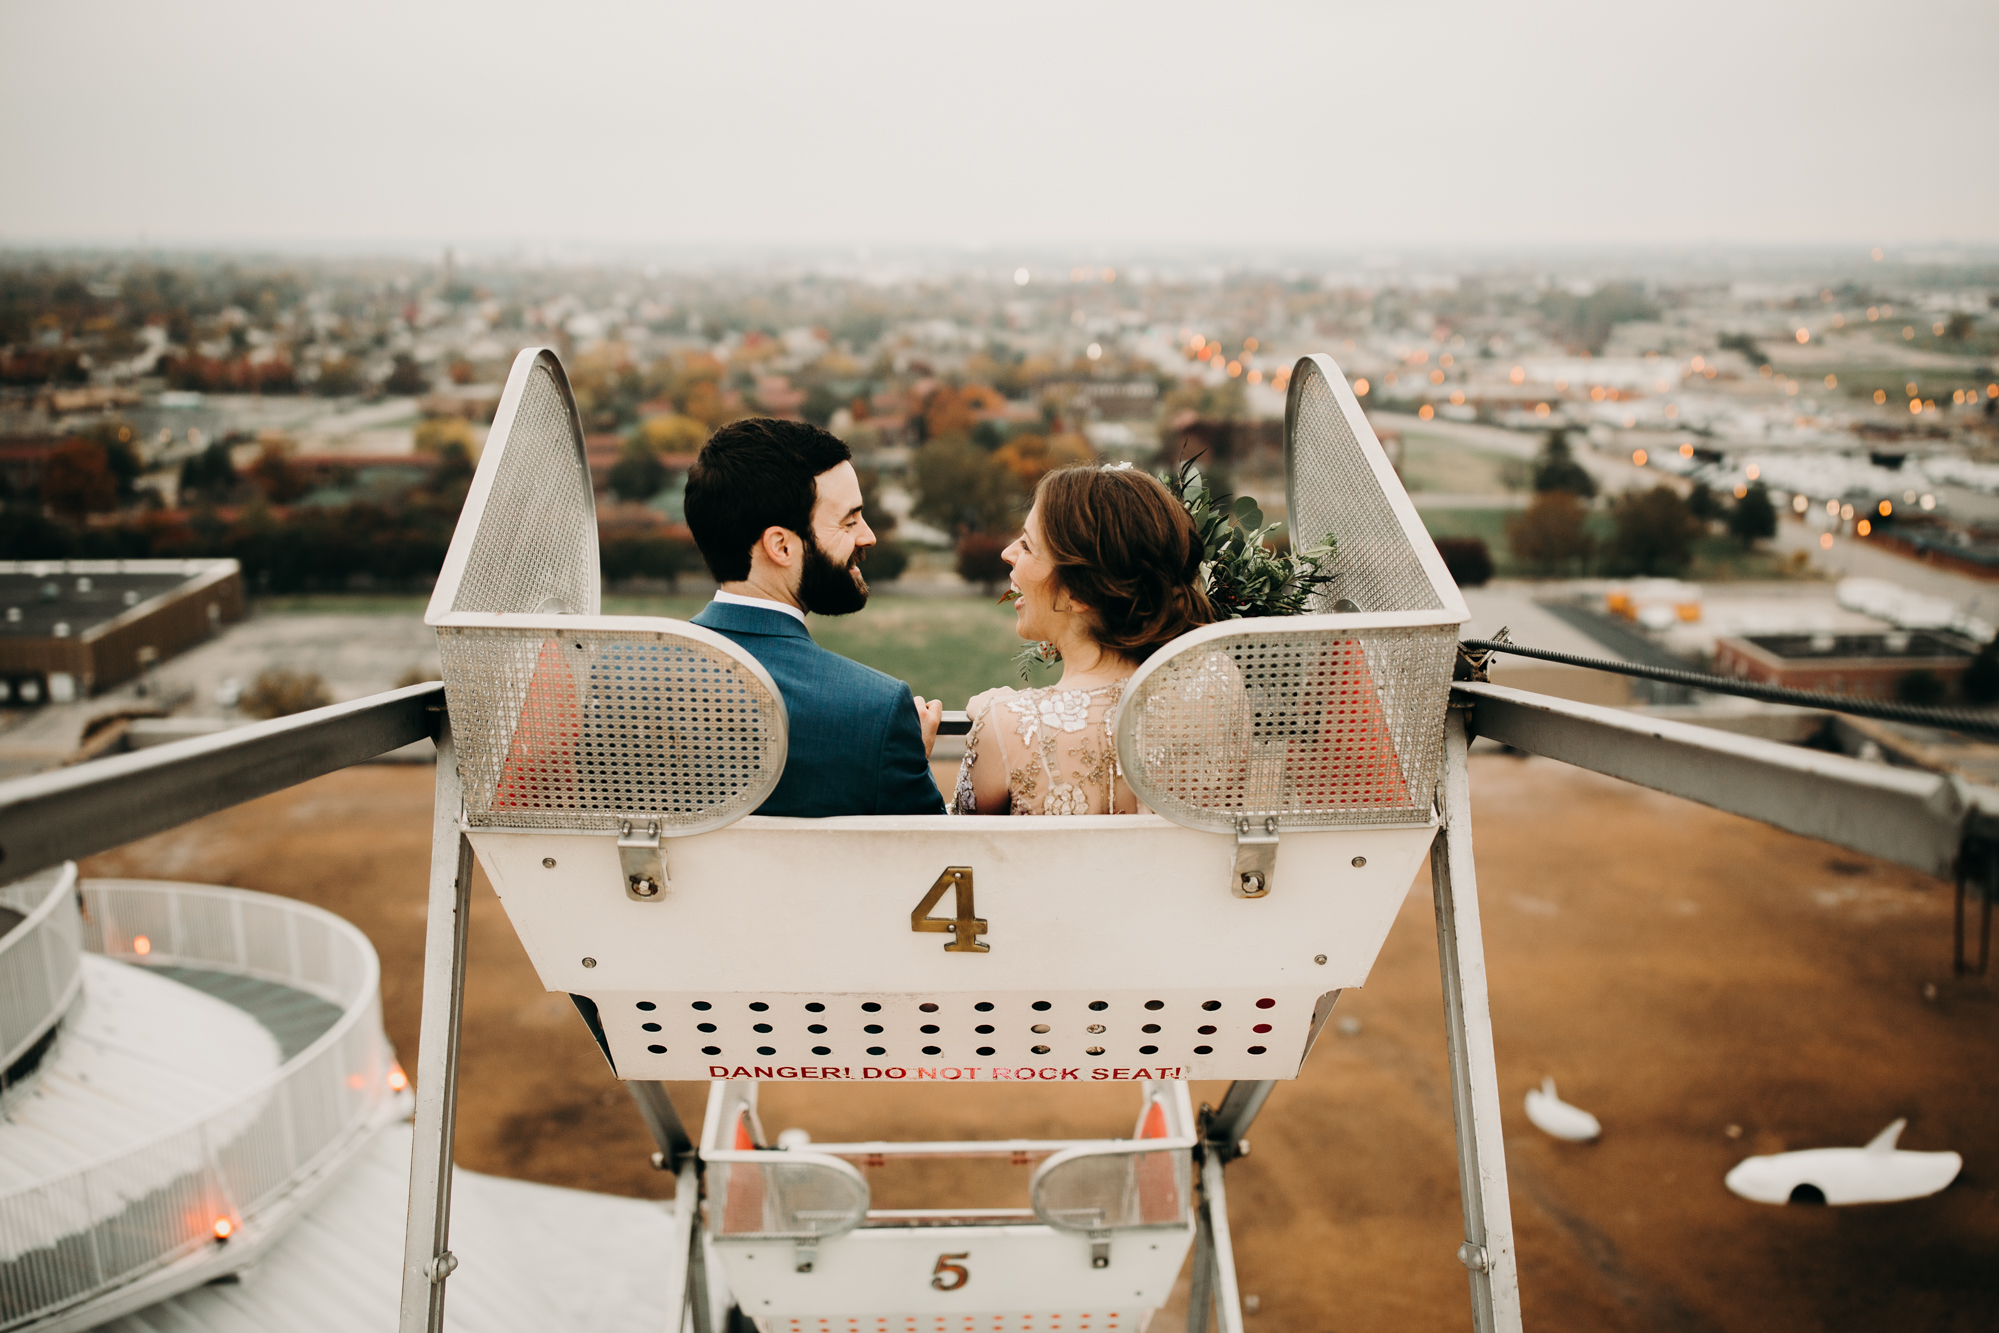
[3,0,1993,252]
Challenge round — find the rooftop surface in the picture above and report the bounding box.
[1741,630,1976,661]
[0,572,198,640]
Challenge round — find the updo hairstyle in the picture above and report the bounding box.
[1033,465,1215,661]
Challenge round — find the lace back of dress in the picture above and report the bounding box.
[957,681,1136,816]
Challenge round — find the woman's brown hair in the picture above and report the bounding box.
[1034,465,1215,661]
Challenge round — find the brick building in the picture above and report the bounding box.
[1714,630,1978,700]
[0,559,244,704]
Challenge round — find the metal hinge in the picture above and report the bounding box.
[425,1250,459,1283]
[1456,1241,1491,1274]
[618,820,667,901]
[794,1239,817,1273]
[1233,816,1278,898]
[1089,1230,1111,1269]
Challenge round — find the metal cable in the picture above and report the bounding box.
[1460,638,1999,741]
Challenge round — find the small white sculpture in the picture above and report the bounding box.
[1524,1077,1600,1143]
[1725,1119,1961,1205]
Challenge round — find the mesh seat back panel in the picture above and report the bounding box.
[710,1157,869,1239]
[443,355,599,617]
[1032,1148,1192,1232]
[1286,358,1447,615]
[439,625,785,831]
[1120,622,1457,831]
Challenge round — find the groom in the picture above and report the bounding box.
[683,417,945,817]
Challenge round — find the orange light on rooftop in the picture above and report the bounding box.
[1691,356,1705,371]
[1932,322,1946,336]
[1871,247,1884,261]
[1867,307,1880,320]
[1429,369,1444,384]
[1826,499,1840,516]
[1904,327,1915,339]
[1631,449,1648,466]
[1879,500,1892,517]
[1440,353,1454,367]
[1418,404,1435,420]
[1354,378,1370,396]
[1825,374,1837,388]
[1910,400,1922,415]
[1243,337,1258,352]
[1247,369,1262,385]
[1226,360,1242,377]
[1746,464,1760,480]
[1820,533,1835,549]
[388,1064,409,1092]
[1101,268,1116,282]
[1734,484,1748,499]
[1796,329,1810,344]
[1874,389,1887,404]
[1450,390,1465,405]
[1679,442,1694,457]
[1857,519,1872,536]
[213,1218,234,1241]
[1590,386,1605,402]
[1412,350,1429,365]
[1535,402,1551,418]
[133,935,151,956]
[1509,366,1525,384]
[1841,503,1855,521]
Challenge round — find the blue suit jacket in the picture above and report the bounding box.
[691,600,945,817]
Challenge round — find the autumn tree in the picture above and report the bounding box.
[246,444,310,503]
[640,413,710,457]
[40,439,118,518]
[921,385,981,443]
[1608,486,1701,575]
[912,437,1024,535]
[1506,491,1594,575]
[992,432,1095,488]
[414,416,476,456]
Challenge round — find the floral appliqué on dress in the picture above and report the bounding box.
[951,680,1136,816]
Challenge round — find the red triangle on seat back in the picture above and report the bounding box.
[1290,638,1409,809]
[1137,1098,1170,1140]
[720,1109,767,1235]
[1133,1096,1182,1224]
[493,639,581,811]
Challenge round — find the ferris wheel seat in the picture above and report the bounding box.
[700,1081,1197,1320]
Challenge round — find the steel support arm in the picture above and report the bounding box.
[1456,681,1986,880]
[0,680,442,882]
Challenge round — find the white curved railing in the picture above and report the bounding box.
[0,879,396,1328]
[0,867,83,1086]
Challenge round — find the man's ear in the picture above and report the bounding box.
[759,526,801,568]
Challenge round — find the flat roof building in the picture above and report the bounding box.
[0,559,244,704]
[1715,629,1978,701]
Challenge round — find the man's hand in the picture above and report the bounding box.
[913,695,944,758]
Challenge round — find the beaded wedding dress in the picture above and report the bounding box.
[950,681,1140,816]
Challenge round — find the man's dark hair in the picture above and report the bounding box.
[684,418,852,582]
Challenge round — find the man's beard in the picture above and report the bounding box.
[797,535,869,616]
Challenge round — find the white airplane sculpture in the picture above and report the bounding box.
[1725,1119,1962,1205]
[1524,1077,1601,1143]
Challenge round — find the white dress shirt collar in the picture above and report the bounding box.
[710,588,807,625]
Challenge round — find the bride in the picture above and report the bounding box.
[952,464,1215,816]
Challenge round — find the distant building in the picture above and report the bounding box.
[1714,630,1977,700]
[0,559,244,704]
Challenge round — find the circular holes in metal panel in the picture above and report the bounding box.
[918,1002,940,1013]
[697,1023,716,1033]
[1202,1000,1222,1011]
[690,1001,710,1011]
[812,1046,831,1056]
[922,1045,941,1056]
[1256,998,1276,1009]
[642,1023,661,1032]
[1031,1044,1051,1055]
[862,1002,882,1013]
[637,1001,657,1011]
[647,1044,666,1054]
[1193,1045,1213,1055]
[757,1046,776,1056]
[974,1002,995,1012]
[1139,1045,1158,1055]
[867,1046,886,1056]
[1031,1001,1052,1012]
[702,1046,720,1055]
[976,1046,995,1056]
[1144,1000,1165,1011]
[748,1002,769,1012]
[1088,1001,1109,1011]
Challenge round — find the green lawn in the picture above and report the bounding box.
[253,590,1056,705]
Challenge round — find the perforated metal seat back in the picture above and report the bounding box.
[1118,617,1456,830]
[1284,355,1461,617]
[438,620,787,834]
[426,347,599,621]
